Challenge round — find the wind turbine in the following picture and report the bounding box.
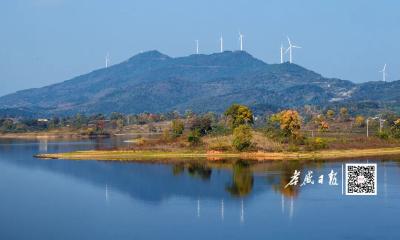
[105,53,110,68]
[195,40,199,54]
[220,35,224,53]
[285,37,301,63]
[239,32,244,51]
[380,64,387,82]
[280,44,284,63]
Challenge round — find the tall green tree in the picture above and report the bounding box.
[232,125,253,151]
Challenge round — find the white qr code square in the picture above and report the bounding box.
[345,163,377,195]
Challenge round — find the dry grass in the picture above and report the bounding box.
[251,131,284,151]
[203,135,233,151]
[36,147,400,162]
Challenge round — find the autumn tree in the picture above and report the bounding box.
[273,110,302,139]
[354,115,365,127]
[224,104,254,129]
[391,119,400,139]
[326,109,335,120]
[339,107,349,121]
[314,114,329,132]
[318,121,329,132]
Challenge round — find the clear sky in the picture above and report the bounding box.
[1,0,399,96]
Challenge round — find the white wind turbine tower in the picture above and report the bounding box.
[195,40,199,54]
[380,64,387,82]
[220,35,224,53]
[239,32,244,51]
[280,44,284,63]
[105,53,110,68]
[285,37,301,63]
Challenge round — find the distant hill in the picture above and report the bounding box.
[0,50,398,117]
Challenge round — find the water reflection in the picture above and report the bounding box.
[187,163,212,181]
[169,160,329,199]
[1,139,400,239]
[38,139,48,152]
[1,138,400,203]
[226,161,254,197]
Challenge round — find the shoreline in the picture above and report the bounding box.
[0,133,110,140]
[36,147,400,162]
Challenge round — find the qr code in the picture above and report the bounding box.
[345,163,377,195]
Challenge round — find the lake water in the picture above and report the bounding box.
[1,138,400,240]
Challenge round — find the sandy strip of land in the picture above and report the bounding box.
[35,147,400,162]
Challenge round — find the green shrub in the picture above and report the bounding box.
[305,137,328,151]
[188,129,201,146]
[377,131,389,140]
[287,144,300,152]
[232,125,253,151]
[209,124,231,136]
[171,119,184,137]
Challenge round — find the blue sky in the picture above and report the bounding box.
[1,0,399,96]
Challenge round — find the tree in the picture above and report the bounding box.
[391,119,400,138]
[326,109,335,120]
[318,121,329,132]
[314,114,328,131]
[339,107,349,121]
[274,110,302,139]
[110,112,124,121]
[188,115,212,136]
[73,113,88,129]
[171,119,185,137]
[354,115,365,127]
[95,120,106,134]
[232,125,253,151]
[224,104,254,128]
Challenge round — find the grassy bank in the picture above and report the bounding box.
[36,147,400,162]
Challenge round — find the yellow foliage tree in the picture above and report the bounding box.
[275,110,302,139]
[339,107,349,121]
[326,109,335,120]
[224,104,254,128]
[354,115,365,127]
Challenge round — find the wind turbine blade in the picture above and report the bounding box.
[287,36,291,45]
[285,47,291,53]
[292,45,302,49]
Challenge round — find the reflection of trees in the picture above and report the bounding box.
[276,161,302,198]
[171,162,212,180]
[170,159,328,199]
[172,164,185,176]
[226,161,254,197]
[187,163,212,180]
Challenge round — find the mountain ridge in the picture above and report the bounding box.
[0,50,398,116]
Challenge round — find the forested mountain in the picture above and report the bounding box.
[0,50,398,116]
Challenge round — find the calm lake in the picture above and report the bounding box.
[1,138,400,240]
